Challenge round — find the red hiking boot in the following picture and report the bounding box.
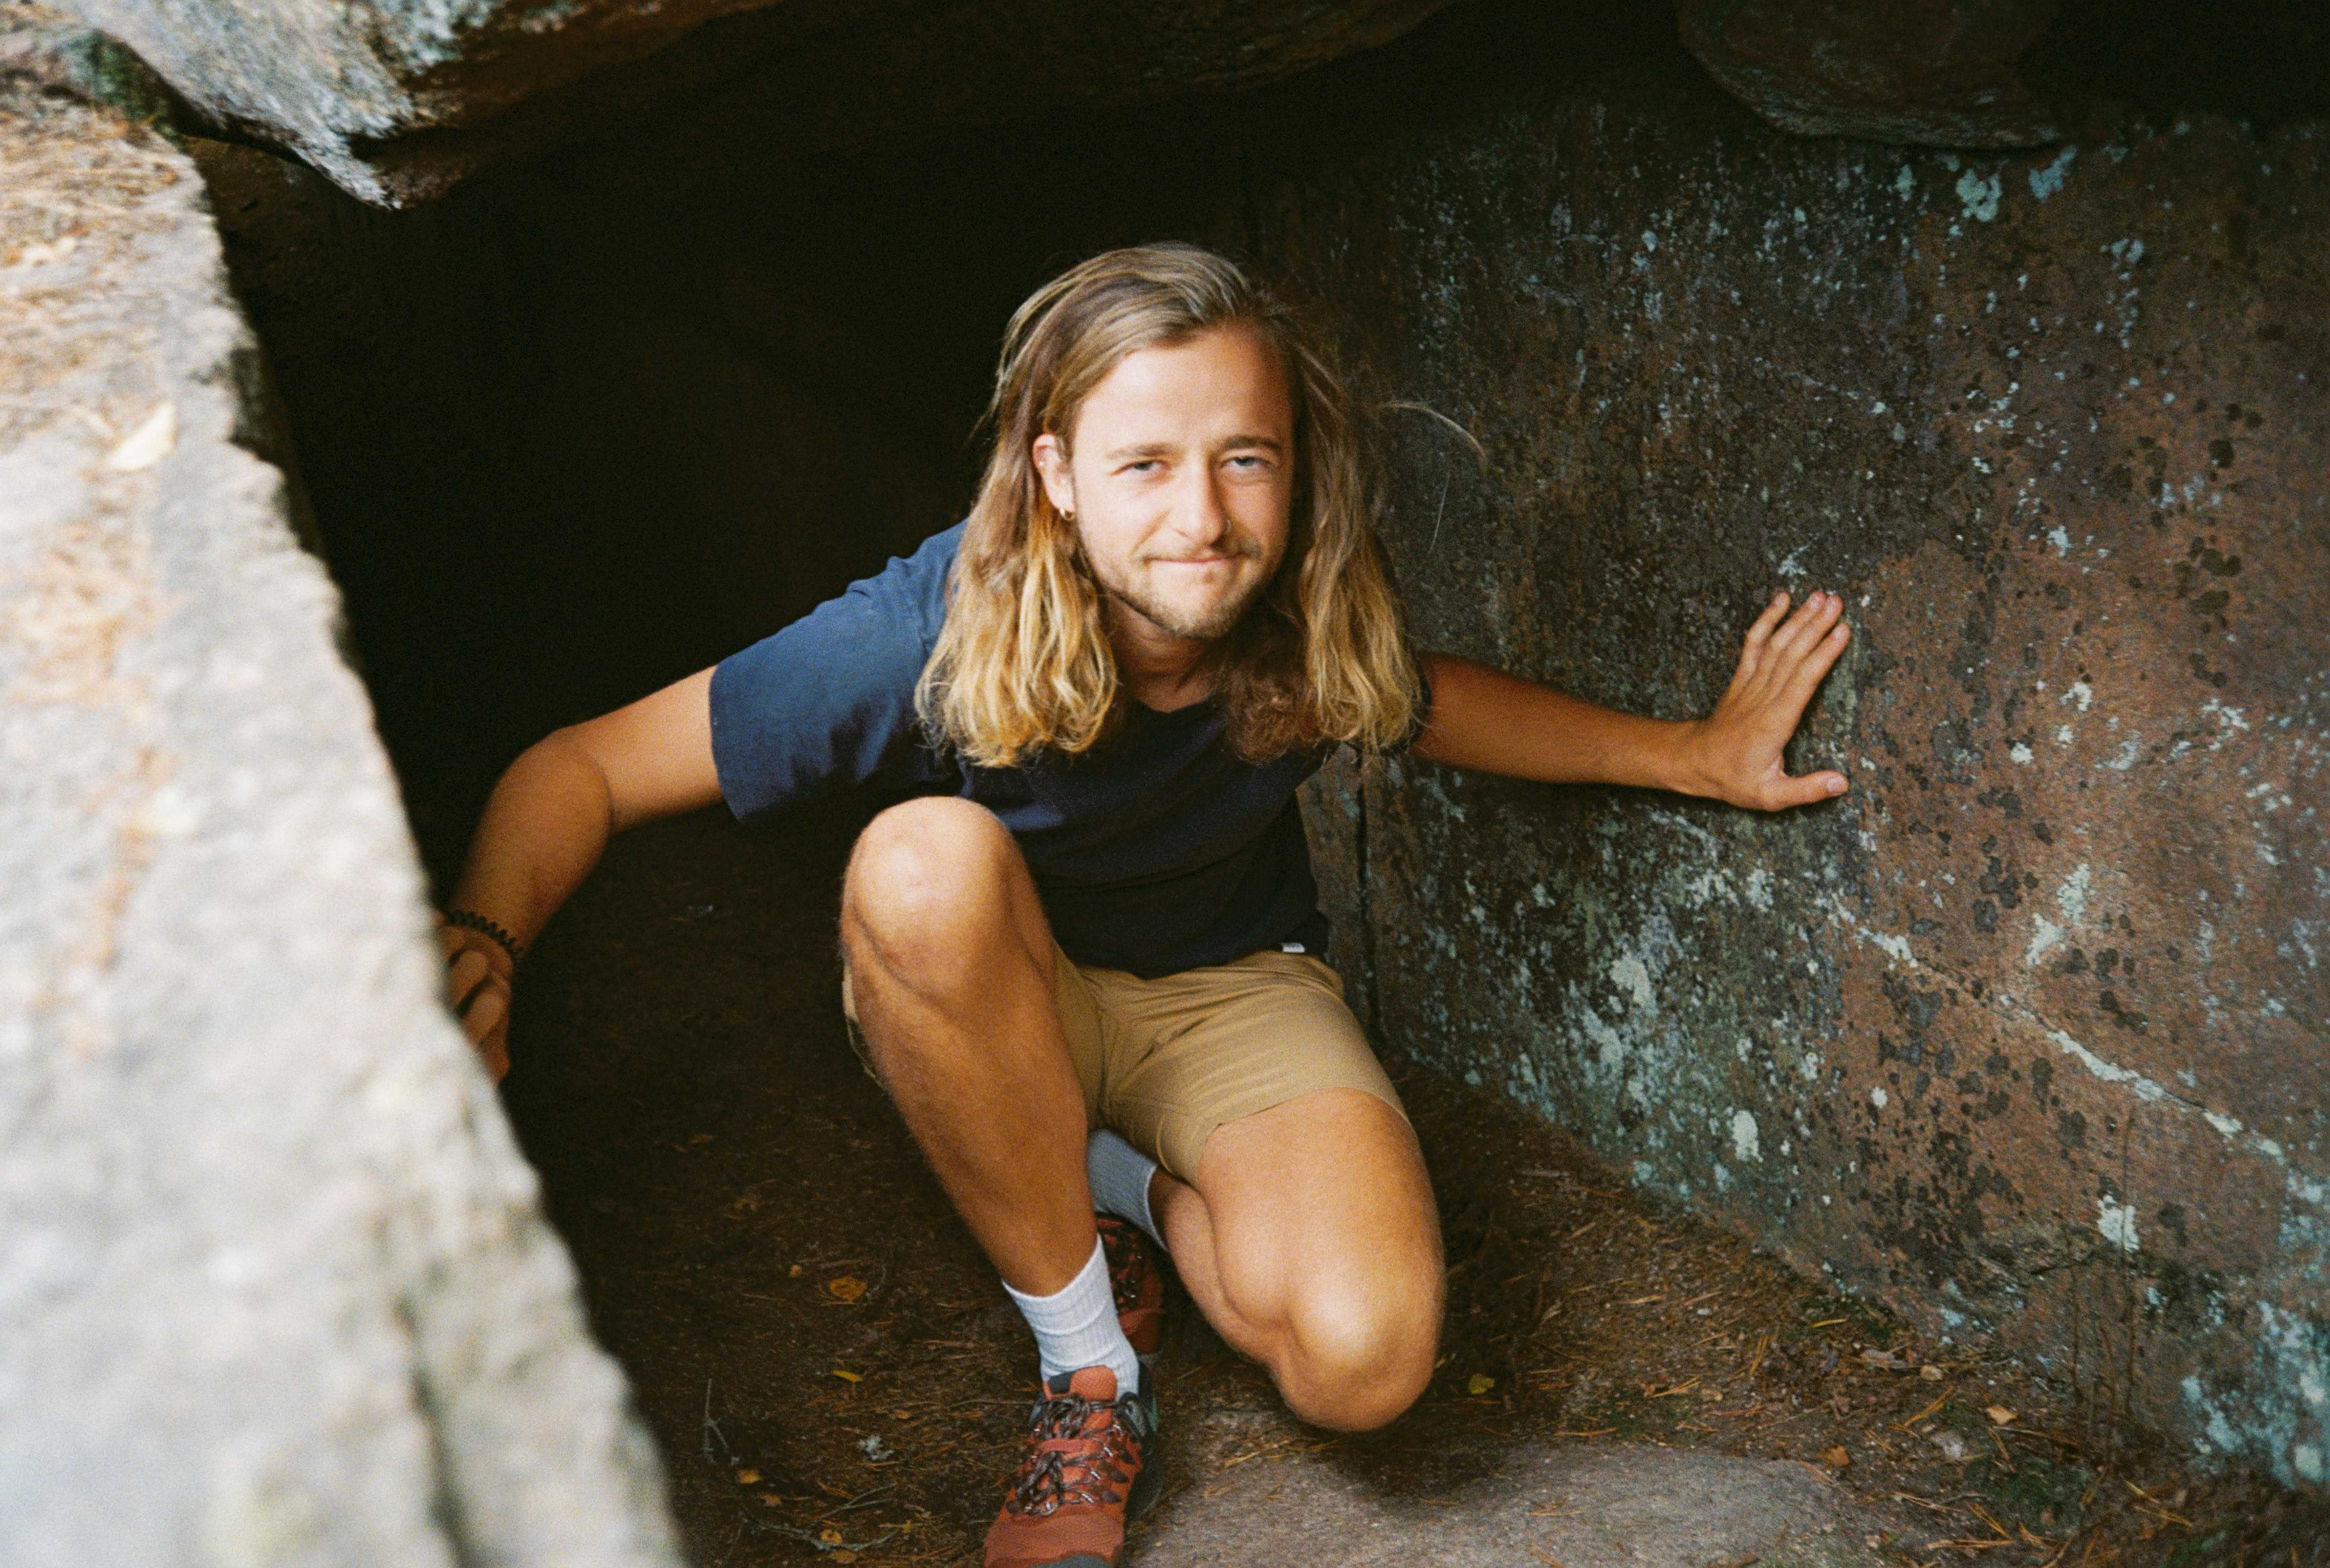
[1096,1215,1164,1363]
[984,1365,1160,1568]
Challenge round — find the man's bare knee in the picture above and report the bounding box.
[842,798,1026,980]
[1276,1276,1441,1432]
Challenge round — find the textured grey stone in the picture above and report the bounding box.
[1261,15,2329,1489]
[0,78,681,1568]
[1134,1418,1883,1568]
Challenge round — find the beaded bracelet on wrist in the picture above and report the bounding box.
[443,908,524,969]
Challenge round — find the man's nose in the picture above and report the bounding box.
[1168,467,1232,551]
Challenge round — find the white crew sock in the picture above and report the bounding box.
[1005,1236,1143,1395]
[1085,1127,1164,1250]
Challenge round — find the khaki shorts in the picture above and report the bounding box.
[843,941,1406,1180]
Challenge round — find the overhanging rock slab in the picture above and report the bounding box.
[43,0,1461,205]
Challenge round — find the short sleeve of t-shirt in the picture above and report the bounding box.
[708,523,963,822]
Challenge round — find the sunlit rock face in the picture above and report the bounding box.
[1268,10,2327,1491]
[40,0,1458,204]
[0,60,681,1565]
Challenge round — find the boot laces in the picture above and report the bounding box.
[1004,1392,1137,1516]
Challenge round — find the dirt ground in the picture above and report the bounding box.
[498,801,2328,1568]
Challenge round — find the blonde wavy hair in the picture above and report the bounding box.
[917,244,1420,768]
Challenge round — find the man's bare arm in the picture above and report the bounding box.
[1411,589,1852,811]
[440,666,724,1077]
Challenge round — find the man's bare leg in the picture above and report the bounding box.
[839,796,1093,1295]
[843,798,1437,1429]
[1152,1089,1443,1431]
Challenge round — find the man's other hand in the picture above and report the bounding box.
[439,922,513,1080]
[1689,589,1853,811]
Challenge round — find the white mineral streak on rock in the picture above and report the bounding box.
[2028,146,2076,201]
[1610,953,1655,1011]
[1957,169,2002,221]
[102,399,175,470]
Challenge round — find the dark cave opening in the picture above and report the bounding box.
[195,0,2324,892]
[194,0,1695,887]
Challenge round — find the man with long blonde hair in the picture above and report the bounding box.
[439,244,1852,1567]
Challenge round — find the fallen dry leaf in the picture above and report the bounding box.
[827,1275,869,1303]
[735,1468,760,1484]
[1467,1373,1496,1395]
[1820,1445,1852,1471]
[1987,1405,2017,1426]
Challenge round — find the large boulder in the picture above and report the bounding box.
[0,59,682,1565]
[1258,6,2329,1490]
[42,0,1459,204]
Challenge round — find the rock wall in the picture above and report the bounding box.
[1258,10,2328,1488]
[0,64,681,1565]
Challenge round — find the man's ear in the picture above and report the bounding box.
[1031,432,1076,518]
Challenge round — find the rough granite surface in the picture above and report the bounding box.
[1135,1415,1886,1568]
[0,80,681,1566]
[1269,37,2328,1489]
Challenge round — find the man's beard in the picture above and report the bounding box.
[1093,541,1273,643]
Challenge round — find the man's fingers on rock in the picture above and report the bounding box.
[1771,596,1845,671]
[1744,591,1789,646]
[1770,771,1848,809]
[461,984,509,1045]
[1780,618,1851,704]
[1770,590,1833,653]
[1739,593,1788,670]
[1787,617,1848,675]
[445,947,487,999]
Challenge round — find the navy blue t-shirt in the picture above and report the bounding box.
[708,523,1333,978]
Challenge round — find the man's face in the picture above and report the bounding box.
[1032,324,1295,647]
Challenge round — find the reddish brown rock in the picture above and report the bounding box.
[1678,0,2063,147]
[1263,20,2326,1487]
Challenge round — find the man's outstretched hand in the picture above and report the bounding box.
[439,922,513,1081]
[1687,589,1853,811]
